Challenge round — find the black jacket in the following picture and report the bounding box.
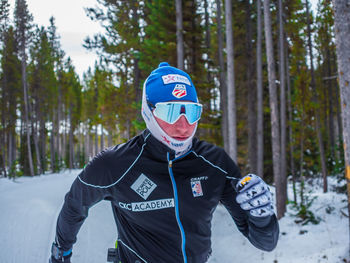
[55,130,279,263]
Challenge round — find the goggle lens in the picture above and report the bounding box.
[153,102,202,125]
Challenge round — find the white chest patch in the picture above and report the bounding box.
[131,173,157,200]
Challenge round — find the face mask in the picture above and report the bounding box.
[141,82,198,156]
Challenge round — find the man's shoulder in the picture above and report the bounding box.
[98,133,145,161]
[192,138,226,157]
[191,138,230,164]
[192,138,240,177]
[78,134,144,186]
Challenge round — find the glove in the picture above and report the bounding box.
[235,174,274,217]
[49,242,72,263]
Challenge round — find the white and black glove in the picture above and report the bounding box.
[235,174,274,217]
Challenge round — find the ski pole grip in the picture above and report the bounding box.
[107,248,119,262]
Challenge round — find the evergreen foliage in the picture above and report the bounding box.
[0,0,345,219]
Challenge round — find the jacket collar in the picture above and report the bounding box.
[141,129,195,161]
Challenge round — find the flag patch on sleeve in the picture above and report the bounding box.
[191,181,203,197]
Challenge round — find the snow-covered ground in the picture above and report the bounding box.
[0,170,349,262]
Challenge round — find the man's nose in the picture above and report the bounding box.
[175,115,190,129]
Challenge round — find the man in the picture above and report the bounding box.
[49,62,279,263]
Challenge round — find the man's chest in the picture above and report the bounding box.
[111,158,225,221]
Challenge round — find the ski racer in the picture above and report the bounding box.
[49,62,279,263]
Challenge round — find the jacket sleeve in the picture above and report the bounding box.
[55,150,114,251]
[220,156,279,252]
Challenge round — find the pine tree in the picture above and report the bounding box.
[278,0,288,216]
[60,58,81,168]
[175,0,184,69]
[315,0,340,164]
[141,0,177,72]
[305,0,328,192]
[256,0,264,177]
[225,0,237,161]
[84,0,144,138]
[263,0,284,218]
[215,0,228,150]
[333,0,350,255]
[0,0,11,176]
[47,16,64,172]
[14,0,34,176]
[29,26,58,173]
[0,0,10,44]
[1,26,21,177]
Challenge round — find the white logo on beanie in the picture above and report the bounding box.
[162,74,191,85]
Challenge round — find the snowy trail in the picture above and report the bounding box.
[0,170,348,263]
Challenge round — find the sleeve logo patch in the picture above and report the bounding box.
[162,74,191,86]
[191,180,203,197]
[131,174,157,200]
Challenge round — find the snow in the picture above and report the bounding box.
[0,170,349,262]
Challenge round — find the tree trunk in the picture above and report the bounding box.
[63,116,67,165]
[108,130,113,147]
[89,131,93,161]
[204,0,211,53]
[50,120,55,172]
[216,0,228,152]
[246,0,257,173]
[100,124,104,151]
[263,0,284,218]
[278,0,288,207]
[51,109,56,172]
[305,0,327,193]
[333,51,343,148]
[299,76,306,206]
[33,119,42,174]
[225,0,237,162]
[95,124,98,155]
[69,109,74,169]
[286,38,297,204]
[333,0,350,256]
[84,123,89,163]
[131,0,142,106]
[1,132,7,177]
[8,131,13,171]
[326,48,335,156]
[175,0,184,70]
[256,0,264,177]
[21,58,34,176]
[56,82,62,169]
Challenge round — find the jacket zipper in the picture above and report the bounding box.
[167,152,187,263]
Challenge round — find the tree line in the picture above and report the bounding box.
[0,0,345,220]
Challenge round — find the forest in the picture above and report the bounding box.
[1,0,350,224]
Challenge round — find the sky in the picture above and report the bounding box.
[8,0,319,80]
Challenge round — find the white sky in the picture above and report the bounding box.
[8,0,319,80]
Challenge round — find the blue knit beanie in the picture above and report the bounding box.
[145,62,198,107]
[141,62,199,156]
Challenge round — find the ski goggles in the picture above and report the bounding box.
[152,101,203,125]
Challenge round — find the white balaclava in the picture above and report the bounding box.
[141,62,199,156]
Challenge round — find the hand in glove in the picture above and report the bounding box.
[49,242,72,263]
[235,174,274,217]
